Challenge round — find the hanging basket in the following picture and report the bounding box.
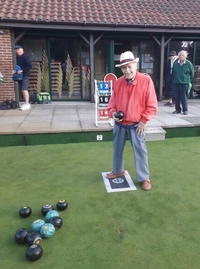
[0,72,4,82]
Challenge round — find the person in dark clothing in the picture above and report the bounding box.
[14,45,32,110]
[164,50,178,107]
[172,50,194,115]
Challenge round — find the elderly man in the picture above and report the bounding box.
[106,51,157,191]
[14,45,32,111]
[172,50,194,115]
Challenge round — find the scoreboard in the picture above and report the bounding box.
[94,80,113,127]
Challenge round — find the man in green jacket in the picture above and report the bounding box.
[172,50,194,115]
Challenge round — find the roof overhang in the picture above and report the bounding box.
[1,20,200,34]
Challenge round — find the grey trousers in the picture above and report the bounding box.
[112,124,149,182]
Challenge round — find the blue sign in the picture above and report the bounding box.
[97,82,109,94]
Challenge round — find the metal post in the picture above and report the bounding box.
[108,40,114,73]
[159,34,165,101]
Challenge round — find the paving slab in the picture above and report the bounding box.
[29,108,54,116]
[145,127,166,141]
[179,116,200,124]
[146,118,165,127]
[0,101,200,138]
[54,106,77,115]
[158,117,194,127]
[52,114,79,121]
[24,115,53,122]
[0,122,21,134]
[0,115,27,123]
[17,122,51,133]
[81,121,112,132]
[50,121,81,132]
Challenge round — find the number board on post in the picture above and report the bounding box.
[94,80,113,127]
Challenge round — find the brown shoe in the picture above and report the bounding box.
[106,171,125,179]
[141,179,152,191]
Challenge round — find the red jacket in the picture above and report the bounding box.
[108,72,158,125]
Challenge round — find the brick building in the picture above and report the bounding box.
[1,0,200,103]
[0,29,15,101]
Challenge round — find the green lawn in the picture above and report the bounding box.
[0,137,200,269]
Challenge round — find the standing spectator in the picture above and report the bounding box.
[106,51,157,191]
[172,50,194,115]
[14,45,32,110]
[164,50,178,107]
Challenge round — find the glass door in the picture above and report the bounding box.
[49,38,91,101]
[141,40,155,79]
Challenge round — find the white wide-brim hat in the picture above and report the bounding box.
[115,51,139,67]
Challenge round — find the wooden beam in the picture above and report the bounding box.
[15,30,27,43]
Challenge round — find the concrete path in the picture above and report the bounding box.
[0,100,200,135]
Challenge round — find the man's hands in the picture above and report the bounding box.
[112,112,145,135]
[112,112,123,122]
[13,70,23,74]
[135,121,145,135]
